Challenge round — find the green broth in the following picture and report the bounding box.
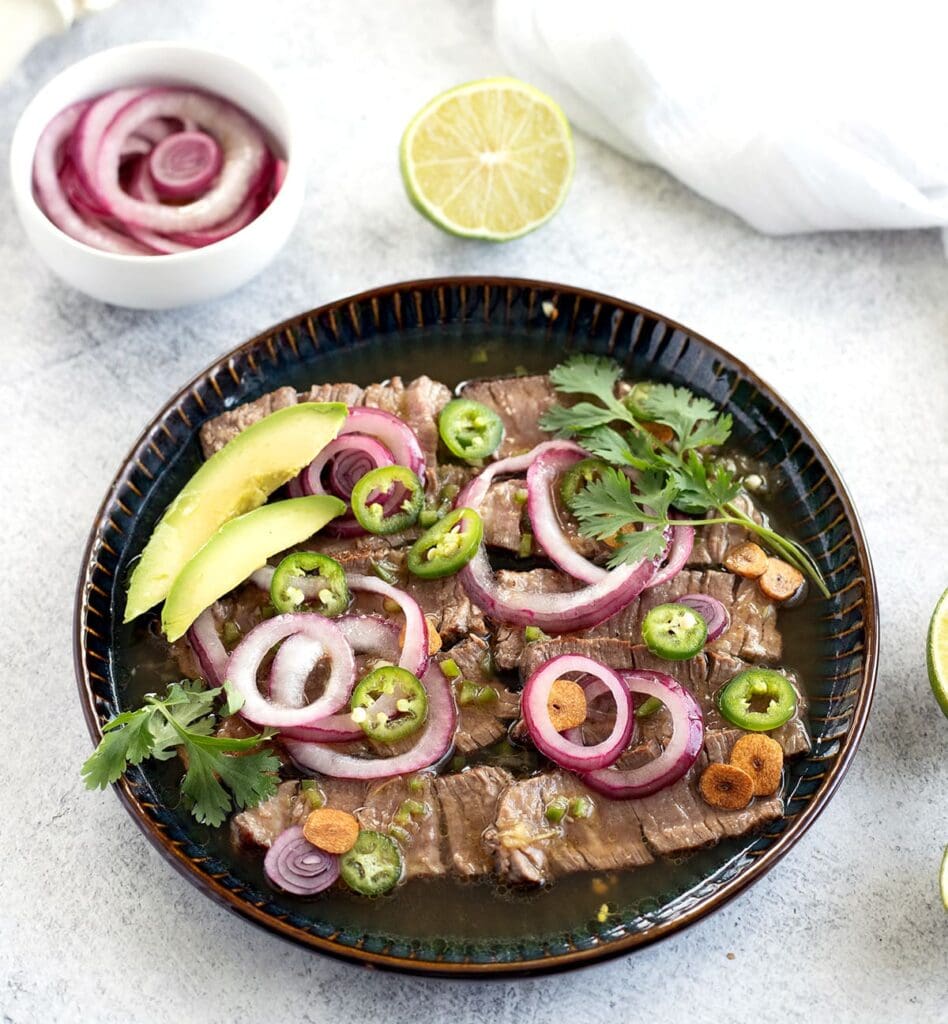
[115,329,824,945]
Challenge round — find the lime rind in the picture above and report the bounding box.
[941,845,948,911]
[927,587,948,718]
[399,76,575,242]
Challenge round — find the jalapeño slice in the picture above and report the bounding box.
[438,399,505,460]
[270,552,349,616]
[339,830,403,896]
[350,466,424,535]
[641,603,708,660]
[351,665,428,743]
[406,507,483,579]
[559,458,610,505]
[718,669,797,732]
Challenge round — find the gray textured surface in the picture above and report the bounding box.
[1,2,946,1022]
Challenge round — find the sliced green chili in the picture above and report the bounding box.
[339,830,402,896]
[438,399,505,460]
[641,603,708,660]
[406,507,483,579]
[351,665,428,742]
[270,552,349,616]
[350,466,424,535]
[560,458,610,505]
[718,669,797,732]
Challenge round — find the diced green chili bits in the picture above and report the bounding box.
[457,680,498,706]
[407,507,483,579]
[299,779,325,809]
[350,466,424,535]
[270,552,349,616]
[339,830,402,896]
[438,399,505,460]
[544,794,594,824]
[545,797,569,824]
[350,666,428,742]
[718,669,797,731]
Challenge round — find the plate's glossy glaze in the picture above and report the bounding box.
[75,277,878,975]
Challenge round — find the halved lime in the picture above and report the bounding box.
[927,587,948,717]
[941,845,948,911]
[400,77,574,241]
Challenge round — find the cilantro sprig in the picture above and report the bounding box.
[539,355,829,596]
[81,681,280,827]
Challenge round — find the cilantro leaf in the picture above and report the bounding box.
[568,468,650,540]
[578,426,663,471]
[549,354,623,400]
[82,680,278,827]
[539,401,620,436]
[604,526,669,567]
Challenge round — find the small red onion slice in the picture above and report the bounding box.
[347,575,429,677]
[522,655,634,771]
[228,613,355,728]
[678,593,730,642]
[644,523,694,589]
[186,607,228,688]
[268,633,323,708]
[581,670,704,798]
[526,440,608,584]
[148,130,223,199]
[264,825,340,895]
[123,156,194,254]
[71,86,149,193]
[90,87,268,233]
[284,664,457,780]
[341,407,426,480]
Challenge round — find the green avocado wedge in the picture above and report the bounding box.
[124,402,348,622]
[161,494,346,641]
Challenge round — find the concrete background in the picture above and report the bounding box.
[1,2,945,1021]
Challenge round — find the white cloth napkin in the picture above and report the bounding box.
[1,0,118,84]
[494,0,948,236]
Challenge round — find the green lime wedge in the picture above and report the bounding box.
[927,587,948,718]
[399,77,574,241]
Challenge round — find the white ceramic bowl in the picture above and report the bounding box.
[10,42,304,310]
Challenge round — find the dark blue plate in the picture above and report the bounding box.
[74,277,878,975]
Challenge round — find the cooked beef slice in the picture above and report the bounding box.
[300,381,366,406]
[433,766,513,877]
[316,776,370,814]
[491,567,781,668]
[459,375,559,457]
[199,387,299,458]
[173,588,270,680]
[399,376,453,472]
[357,775,444,879]
[439,636,520,753]
[631,732,783,856]
[481,479,527,552]
[487,770,654,885]
[231,780,307,850]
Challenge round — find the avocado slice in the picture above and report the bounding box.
[161,494,346,641]
[124,402,348,622]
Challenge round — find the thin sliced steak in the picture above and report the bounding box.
[459,375,558,457]
[300,381,365,406]
[481,479,528,552]
[357,775,444,879]
[199,386,299,458]
[688,493,763,568]
[492,567,781,668]
[486,770,654,886]
[231,780,307,850]
[433,766,512,877]
[438,636,520,753]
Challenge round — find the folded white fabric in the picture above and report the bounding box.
[494,0,948,234]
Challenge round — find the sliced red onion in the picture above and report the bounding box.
[269,634,323,707]
[284,664,457,780]
[301,434,395,500]
[279,713,363,744]
[133,116,190,146]
[89,87,268,233]
[347,575,429,677]
[644,523,694,589]
[32,103,151,255]
[119,134,152,158]
[341,407,425,479]
[460,541,653,632]
[522,655,634,771]
[249,565,275,590]
[71,87,149,194]
[148,130,223,199]
[165,187,263,247]
[123,156,193,254]
[678,593,730,642]
[186,607,228,688]
[581,670,704,798]
[526,441,608,584]
[264,825,340,896]
[228,613,355,728]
